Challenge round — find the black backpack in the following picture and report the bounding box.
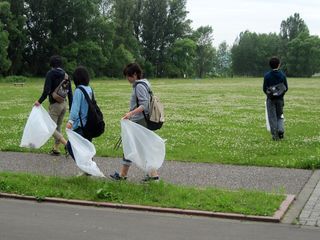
[78,86,105,138]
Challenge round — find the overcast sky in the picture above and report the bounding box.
[186,0,320,47]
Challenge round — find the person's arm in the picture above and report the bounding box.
[263,76,268,95]
[35,72,52,105]
[123,84,149,119]
[123,105,144,119]
[283,75,288,92]
[66,89,82,128]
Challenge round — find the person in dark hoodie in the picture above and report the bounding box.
[263,56,288,140]
[34,55,73,155]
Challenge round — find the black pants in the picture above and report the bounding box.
[266,98,284,139]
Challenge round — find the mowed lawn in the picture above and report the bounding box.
[0,77,319,169]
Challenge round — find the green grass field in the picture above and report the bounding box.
[0,77,319,169]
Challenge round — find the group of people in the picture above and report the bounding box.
[35,55,159,181]
[35,55,288,181]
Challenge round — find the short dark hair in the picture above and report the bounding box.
[50,55,62,68]
[123,63,142,79]
[269,57,280,69]
[73,66,90,86]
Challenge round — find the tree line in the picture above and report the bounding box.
[1,0,320,78]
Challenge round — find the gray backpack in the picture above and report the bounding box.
[52,75,70,103]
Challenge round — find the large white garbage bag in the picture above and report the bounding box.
[265,101,270,132]
[121,119,165,172]
[20,105,57,148]
[66,129,105,177]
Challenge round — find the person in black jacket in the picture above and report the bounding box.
[34,55,73,155]
[263,57,288,140]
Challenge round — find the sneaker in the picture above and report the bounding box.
[109,171,127,181]
[142,175,160,182]
[50,149,61,156]
[278,132,284,139]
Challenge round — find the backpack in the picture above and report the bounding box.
[135,82,164,130]
[52,75,70,103]
[266,82,287,98]
[78,86,105,138]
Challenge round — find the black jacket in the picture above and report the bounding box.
[263,70,288,99]
[38,68,73,109]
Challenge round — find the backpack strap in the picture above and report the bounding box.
[135,82,152,122]
[77,86,94,128]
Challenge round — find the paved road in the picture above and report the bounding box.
[1,198,319,240]
[0,151,312,195]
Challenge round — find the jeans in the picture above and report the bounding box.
[266,98,284,139]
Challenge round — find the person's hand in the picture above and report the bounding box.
[66,122,72,129]
[122,111,133,120]
[34,101,40,106]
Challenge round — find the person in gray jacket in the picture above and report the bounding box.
[110,63,160,181]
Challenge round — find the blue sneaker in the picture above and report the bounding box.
[109,171,127,181]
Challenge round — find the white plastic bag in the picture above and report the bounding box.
[20,105,57,148]
[265,101,270,132]
[121,119,165,172]
[66,129,105,177]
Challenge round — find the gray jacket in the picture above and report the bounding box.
[129,79,151,122]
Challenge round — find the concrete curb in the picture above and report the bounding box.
[0,192,295,223]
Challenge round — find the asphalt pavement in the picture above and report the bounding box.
[1,198,320,240]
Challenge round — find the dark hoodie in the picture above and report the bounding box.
[38,67,73,109]
[263,69,288,99]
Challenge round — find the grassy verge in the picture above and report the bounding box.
[0,77,319,168]
[0,172,285,216]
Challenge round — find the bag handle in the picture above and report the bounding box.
[77,86,94,128]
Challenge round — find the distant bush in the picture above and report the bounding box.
[0,75,28,83]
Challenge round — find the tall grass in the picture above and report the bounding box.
[0,77,319,169]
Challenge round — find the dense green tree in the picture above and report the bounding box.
[280,13,309,41]
[111,0,140,58]
[24,0,107,75]
[108,44,134,77]
[140,0,167,76]
[216,41,232,77]
[140,0,191,77]
[0,1,11,75]
[286,33,320,77]
[165,38,196,78]
[62,41,107,77]
[232,31,281,76]
[192,26,216,78]
[0,0,25,75]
